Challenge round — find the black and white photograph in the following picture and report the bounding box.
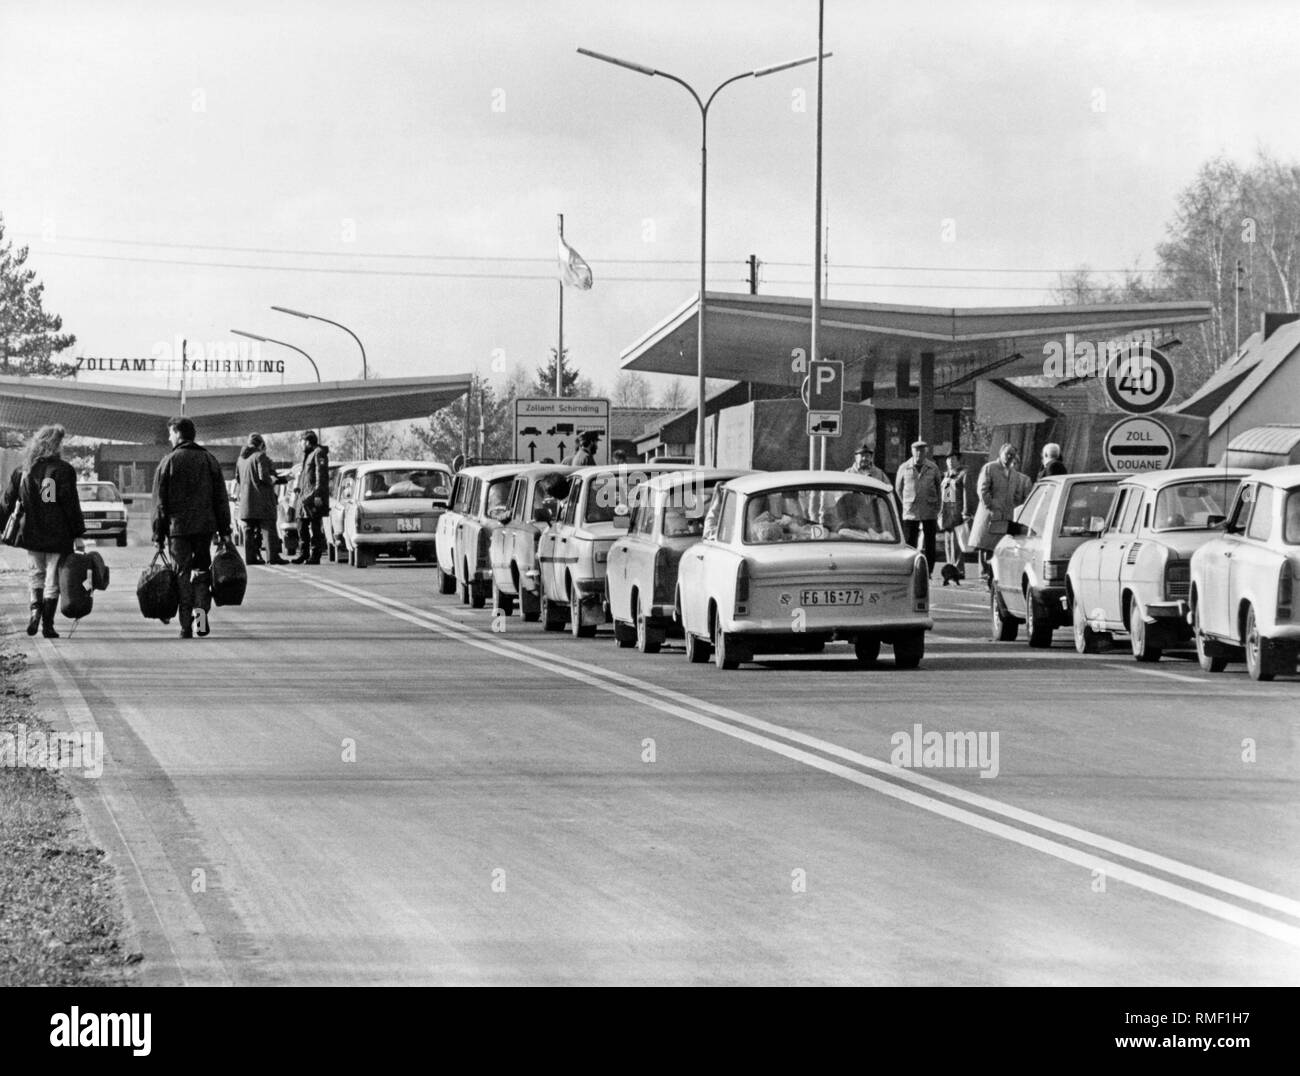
[0,0,1296,1040]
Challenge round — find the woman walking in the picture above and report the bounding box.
[0,424,86,638]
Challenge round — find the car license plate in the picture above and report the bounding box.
[397,518,422,533]
[799,588,865,606]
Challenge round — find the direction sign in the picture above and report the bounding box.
[513,398,610,465]
[1102,415,1176,472]
[1105,346,1175,414]
[806,411,842,437]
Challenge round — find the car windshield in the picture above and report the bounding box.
[1153,478,1243,530]
[1059,481,1119,536]
[659,480,723,538]
[1284,489,1300,545]
[584,469,661,524]
[485,477,512,513]
[743,486,898,544]
[361,469,451,499]
[77,484,122,502]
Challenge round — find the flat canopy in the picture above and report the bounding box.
[620,292,1214,389]
[0,373,471,442]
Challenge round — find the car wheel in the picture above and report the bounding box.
[1071,593,1102,654]
[1244,605,1278,682]
[634,597,663,654]
[353,546,373,569]
[854,634,881,666]
[116,533,127,547]
[613,619,636,647]
[712,618,744,670]
[1192,601,1228,673]
[893,630,925,670]
[569,587,596,638]
[541,592,566,632]
[491,581,514,617]
[991,588,1018,642]
[684,630,711,663]
[1025,591,1053,648]
[519,581,541,623]
[458,569,470,605]
[470,579,486,610]
[1129,598,1162,663]
[435,562,456,595]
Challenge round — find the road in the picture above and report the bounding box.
[4,526,1299,986]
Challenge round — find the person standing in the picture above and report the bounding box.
[1038,442,1067,480]
[152,416,232,638]
[236,432,286,565]
[938,452,977,584]
[291,430,330,564]
[894,440,943,572]
[565,430,598,466]
[969,443,1028,583]
[0,424,86,639]
[845,440,887,483]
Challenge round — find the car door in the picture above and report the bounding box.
[1096,488,1142,625]
[1070,486,1114,617]
[682,488,735,634]
[1206,483,1254,638]
[1231,482,1276,638]
[999,485,1048,616]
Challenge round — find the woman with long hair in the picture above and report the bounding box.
[0,424,86,637]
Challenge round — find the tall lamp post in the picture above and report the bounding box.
[271,305,368,457]
[578,46,827,467]
[230,329,322,382]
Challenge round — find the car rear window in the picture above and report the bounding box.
[659,480,724,538]
[584,468,664,524]
[1153,478,1242,530]
[1285,489,1300,545]
[743,486,898,544]
[1059,481,1119,537]
[361,469,451,499]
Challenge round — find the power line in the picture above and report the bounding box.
[768,260,1171,275]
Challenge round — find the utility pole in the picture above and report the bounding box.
[747,254,760,295]
[1233,258,1245,364]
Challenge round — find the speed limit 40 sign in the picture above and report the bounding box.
[1105,346,1176,414]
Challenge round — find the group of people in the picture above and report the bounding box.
[1,418,333,642]
[846,437,1066,584]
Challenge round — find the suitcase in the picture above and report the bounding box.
[58,552,95,619]
[137,550,179,623]
[87,550,110,591]
[211,537,247,607]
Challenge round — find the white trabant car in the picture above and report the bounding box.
[675,471,933,670]
[341,460,451,568]
[488,465,575,621]
[1066,468,1248,661]
[606,469,749,653]
[77,481,132,546]
[537,462,696,636]
[325,461,360,562]
[1189,465,1300,681]
[434,468,475,595]
[451,463,527,608]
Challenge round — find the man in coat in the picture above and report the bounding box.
[1038,442,1067,480]
[968,443,1029,583]
[565,430,599,466]
[236,432,286,565]
[894,440,943,571]
[938,452,978,584]
[152,416,232,638]
[845,440,887,483]
[291,430,330,564]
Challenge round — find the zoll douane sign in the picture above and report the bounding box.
[513,398,609,465]
[1102,415,1176,472]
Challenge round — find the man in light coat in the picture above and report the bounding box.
[894,440,943,571]
[236,432,286,565]
[969,443,1029,582]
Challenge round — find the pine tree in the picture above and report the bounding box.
[533,347,580,398]
[0,215,77,376]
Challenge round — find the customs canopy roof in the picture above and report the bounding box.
[0,373,472,442]
[619,292,1214,389]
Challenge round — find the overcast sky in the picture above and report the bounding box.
[3,0,1298,393]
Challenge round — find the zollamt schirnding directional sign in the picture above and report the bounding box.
[513,398,610,465]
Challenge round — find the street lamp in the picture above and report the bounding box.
[578,46,828,466]
[230,329,321,382]
[271,305,368,457]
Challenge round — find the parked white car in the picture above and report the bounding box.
[341,460,451,568]
[675,471,932,669]
[1189,465,1300,680]
[606,469,748,653]
[451,463,527,608]
[1066,468,1248,660]
[434,469,476,594]
[488,465,575,621]
[77,481,132,546]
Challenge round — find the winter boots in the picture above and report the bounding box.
[192,570,212,637]
[27,590,42,636]
[40,597,59,639]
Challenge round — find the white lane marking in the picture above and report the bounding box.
[277,570,1300,942]
[1106,662,1213,685]
[30,641,232,986]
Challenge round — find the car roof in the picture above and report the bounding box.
[355,460,451,475]
[568,462,700,480]
[1251,464,1300,489]
[1116,467,1252,489]
[510,464,576,481]
[721,469,894,496]
[638,468,752,493]
[454,463,529,481]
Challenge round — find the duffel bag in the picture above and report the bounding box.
[211,537,247,607]
[87,550,110,591]
[58,552,95,620]
[137,550,179,623]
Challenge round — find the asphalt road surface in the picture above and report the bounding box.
[5,526,1299,986]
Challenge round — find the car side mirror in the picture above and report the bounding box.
[1223,520,1243,535]
[533,506,552,523]
[1206,514,1226,528]
[1089,516,1106,533]
[1005,520,1027,538]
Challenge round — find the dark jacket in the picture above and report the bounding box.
[294,445,330,518]
[152,440,231,541]
[1,457,85,554]
[1038,458,1067,480]
[565,445,596,466]
[236,446,279,522]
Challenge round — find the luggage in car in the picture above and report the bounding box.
[137,550,179,623]
[87,550,110,591]
[211,538,247,607]
[58,552,95,619]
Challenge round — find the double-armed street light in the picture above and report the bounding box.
[578,46,829,466]
[271,305,368,457]
[230,329,321,383]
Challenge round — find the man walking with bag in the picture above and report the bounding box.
[290,430,329,564]
[152,416,232,638]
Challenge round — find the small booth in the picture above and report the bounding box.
[1220,425,1300,470]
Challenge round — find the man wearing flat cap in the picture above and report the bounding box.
[844,440,886,483]
[894,439,942,572]
[236,432,287,565]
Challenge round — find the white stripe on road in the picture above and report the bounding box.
[1105,662,1208,685]
[277,569,1300,943]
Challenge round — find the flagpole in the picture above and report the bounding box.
[557,214,564,398]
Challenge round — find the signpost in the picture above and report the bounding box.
[1105,346,1176,415]
[802,359,843,438]
[513,398,610,465]
[1102,415,1176,472]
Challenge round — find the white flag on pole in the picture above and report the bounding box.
[558,235,593,290]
